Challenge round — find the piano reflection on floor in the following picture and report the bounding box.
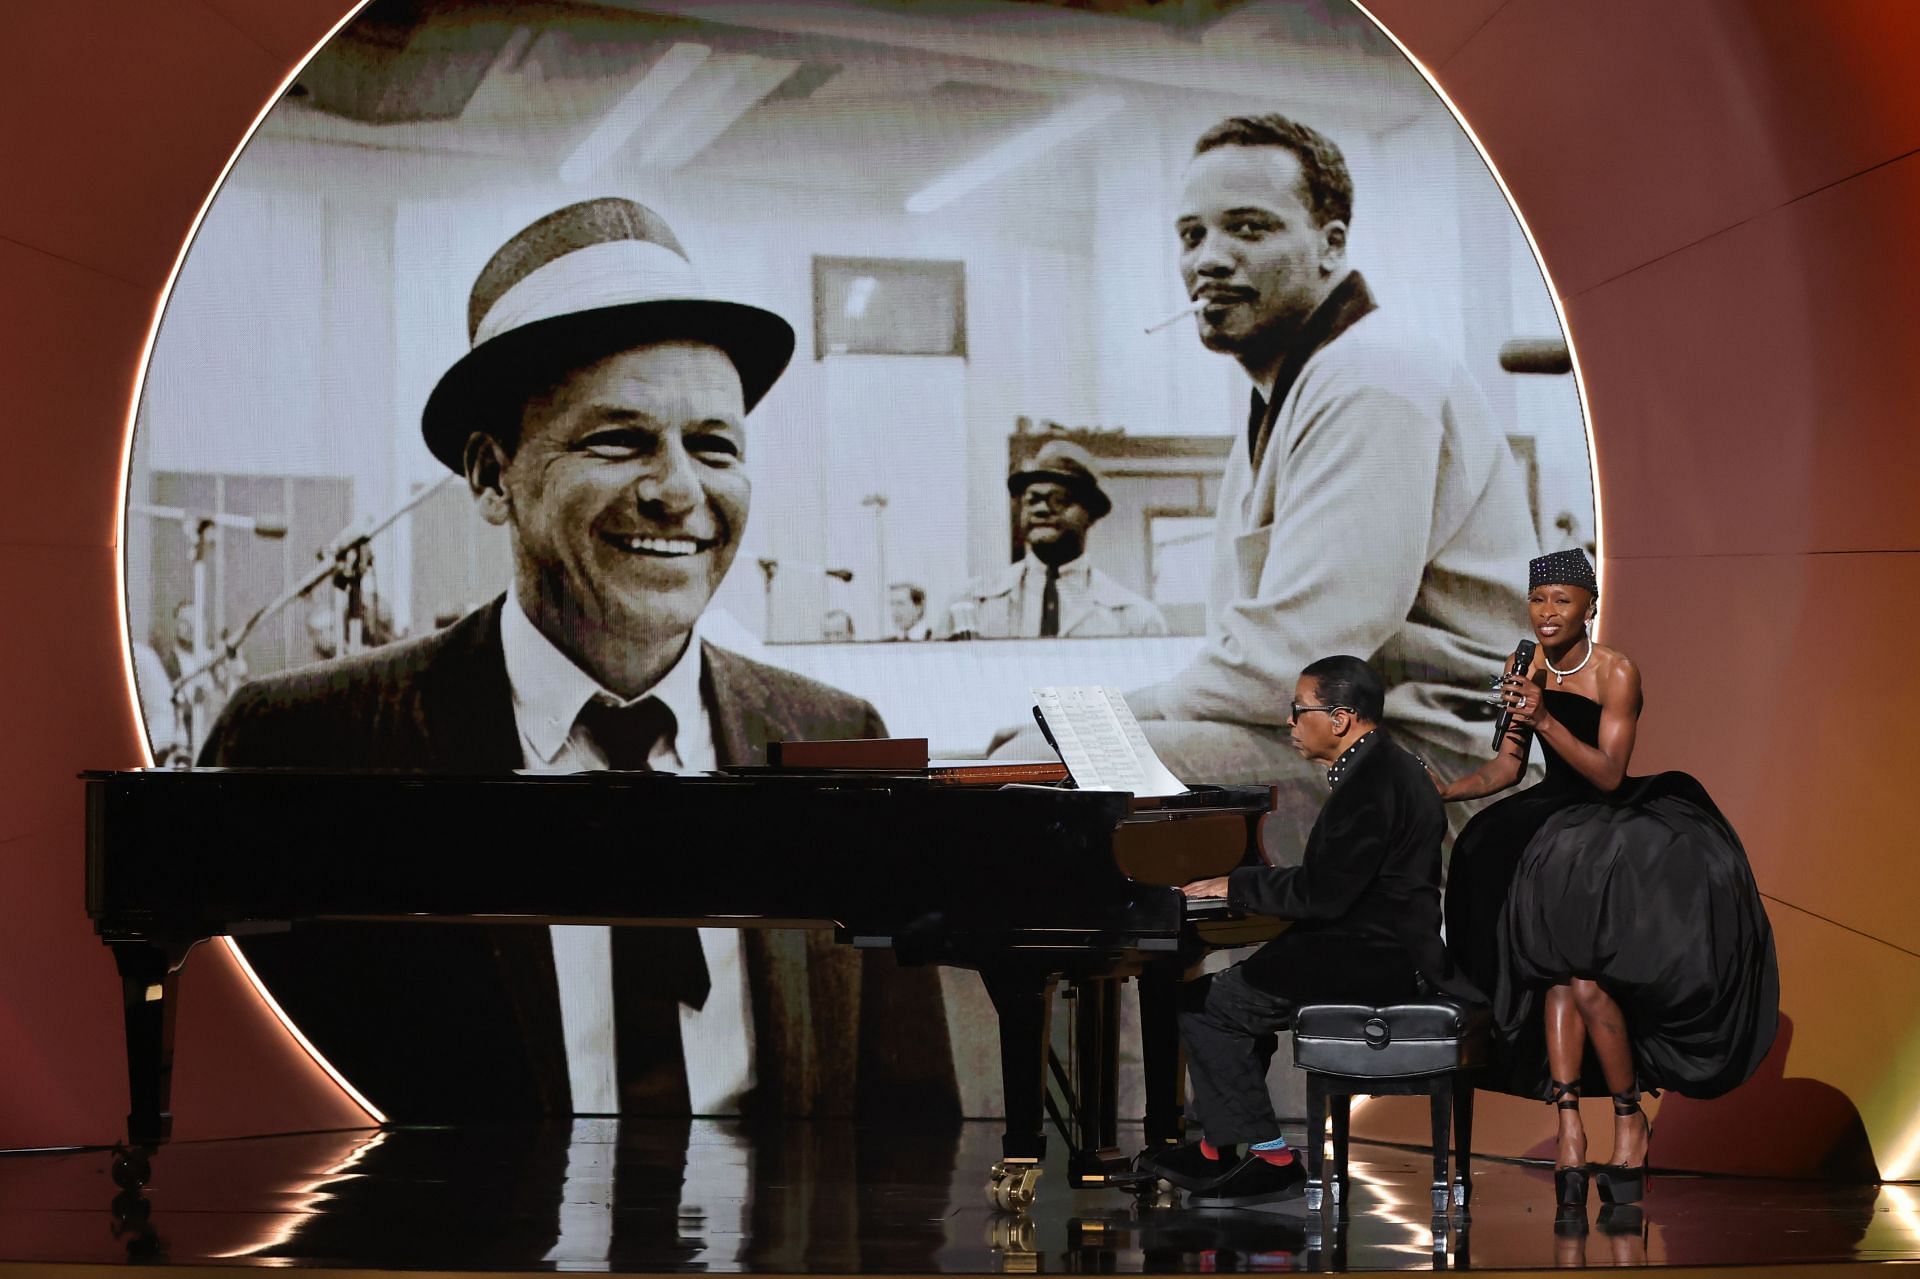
[78,1116,1897,1272]
[192,1121,958,1271]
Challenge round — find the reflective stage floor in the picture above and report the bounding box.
[2,1120,1916,1274]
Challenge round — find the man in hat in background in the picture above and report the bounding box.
[943,439,1167,639]
[201,197,956,1125]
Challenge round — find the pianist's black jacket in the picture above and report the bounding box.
[199,596,959,1121]
[1228,730,1481,1004]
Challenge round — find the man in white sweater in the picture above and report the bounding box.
[1128,114,1538,847]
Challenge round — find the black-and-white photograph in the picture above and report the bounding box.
[124,0,1592,1124]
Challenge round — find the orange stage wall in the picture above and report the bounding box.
[1,0,1916,1180]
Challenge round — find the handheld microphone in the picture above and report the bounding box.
[1491,638,1538,750]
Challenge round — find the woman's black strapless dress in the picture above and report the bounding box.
[1444,690,1779,1099]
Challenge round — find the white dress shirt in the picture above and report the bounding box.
[1015,552,1086,638]
[943,551,1167,638]
[499,592,754,1115]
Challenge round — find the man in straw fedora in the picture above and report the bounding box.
[202,198,955,1123]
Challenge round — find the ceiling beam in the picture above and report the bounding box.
[559,41,711,183]
[601,0,1425,120]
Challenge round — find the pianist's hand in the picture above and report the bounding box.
[1181,876,1231,900]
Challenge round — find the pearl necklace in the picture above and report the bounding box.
[1544,637,1593,684]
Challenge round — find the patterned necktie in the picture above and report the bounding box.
[572,695,712,1114]
[1040,564,1060,638]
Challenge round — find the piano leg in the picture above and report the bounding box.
[1090,977,1120,1147]
[1066,976,1131,1188]
[107,937,200,1185]
[1136,963,1187,1149]
[980,966,1052,1211]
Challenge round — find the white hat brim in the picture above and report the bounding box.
[421,298,795,472]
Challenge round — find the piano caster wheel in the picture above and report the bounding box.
[111,1148,151,1190]
[986,1161,1042,1213]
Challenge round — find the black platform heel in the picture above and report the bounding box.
[1596,1087,1653,1204]
[1547,1080,1588,1230]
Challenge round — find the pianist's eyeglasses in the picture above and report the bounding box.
[1288,703,1350,720]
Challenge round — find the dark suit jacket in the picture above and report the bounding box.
[201,598,958,1120]
[1228,731,1480,1005]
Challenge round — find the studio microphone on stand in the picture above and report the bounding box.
[1491,638,1538,750]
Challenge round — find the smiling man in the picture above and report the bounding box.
[200,198,954,1123]
[1118,114,1539,848]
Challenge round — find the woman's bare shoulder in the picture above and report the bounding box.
[1593,645,1643,699]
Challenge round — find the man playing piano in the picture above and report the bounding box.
[200,198,956,1122]
[1144,656,1477,1205]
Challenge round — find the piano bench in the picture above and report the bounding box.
[1291,1000,1492,1219]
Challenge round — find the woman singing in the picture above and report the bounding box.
[1433,549,1778,1213]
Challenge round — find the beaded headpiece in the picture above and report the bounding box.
[1529,548,1597,593]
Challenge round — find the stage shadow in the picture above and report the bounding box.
[1652,1016,1877,1180]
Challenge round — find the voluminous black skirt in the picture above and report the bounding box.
[1448,772,1779,1100]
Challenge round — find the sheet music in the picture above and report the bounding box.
[1031,686,1187,797]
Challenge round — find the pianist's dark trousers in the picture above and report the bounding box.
[1180,946,1423,1146]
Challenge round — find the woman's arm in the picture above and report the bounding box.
[1432,715,1530,802]
[1529,654,1642,791]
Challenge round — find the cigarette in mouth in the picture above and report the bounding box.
[1143,299,1207,335]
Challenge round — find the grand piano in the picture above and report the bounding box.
[84,766,1281,1208]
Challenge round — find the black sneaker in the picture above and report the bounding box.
[1186,1153,1307,1208]
[1138,1141,1232,1191]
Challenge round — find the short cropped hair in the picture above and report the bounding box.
[1194,114,1354,230]
[1300,655,1385,723]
